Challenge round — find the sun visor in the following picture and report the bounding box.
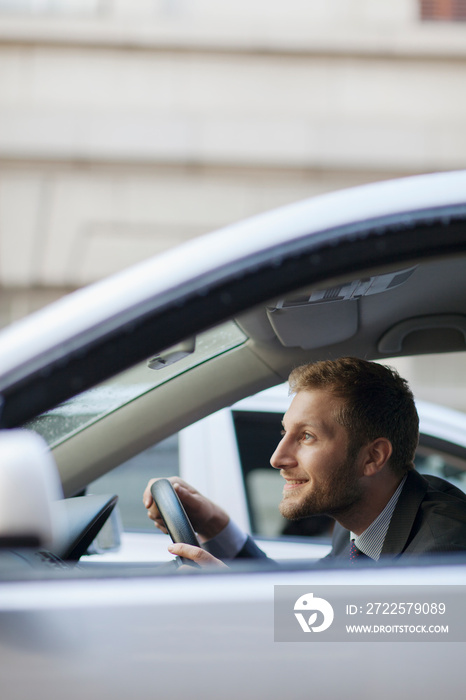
[267,267,416,349]
[267,298,358,349]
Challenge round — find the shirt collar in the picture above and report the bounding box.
[351,475,407,561]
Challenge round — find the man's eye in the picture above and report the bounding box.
[302,432,313,442]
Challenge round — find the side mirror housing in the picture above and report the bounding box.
[0,430,64,549]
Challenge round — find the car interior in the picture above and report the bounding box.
[1,246,465,577]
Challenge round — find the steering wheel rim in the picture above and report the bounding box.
[150,479,200,565]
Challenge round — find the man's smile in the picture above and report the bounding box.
[282,478,309,491]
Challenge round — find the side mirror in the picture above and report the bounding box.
[0,430,64,550]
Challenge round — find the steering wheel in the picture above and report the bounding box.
[150,479,200,566]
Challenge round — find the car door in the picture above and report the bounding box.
[2,172,466,700]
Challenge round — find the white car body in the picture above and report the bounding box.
[2,171,466,699]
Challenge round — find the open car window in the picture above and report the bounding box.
[1,171,466,572]
[78,374,466,556]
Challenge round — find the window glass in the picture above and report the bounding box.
[87,435,179,531]
[415,448,466,493]
[420,0,466,21]
[24,321,246,447]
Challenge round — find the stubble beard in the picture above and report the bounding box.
[278,452,364,521]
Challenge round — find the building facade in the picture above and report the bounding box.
[0,0,466,404]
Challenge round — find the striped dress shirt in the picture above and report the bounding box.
[351,475,407,561]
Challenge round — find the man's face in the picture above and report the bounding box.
[270,388,364,520]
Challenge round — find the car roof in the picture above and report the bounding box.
[0,169,466,429]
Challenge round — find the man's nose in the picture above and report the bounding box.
[270,436,296,470]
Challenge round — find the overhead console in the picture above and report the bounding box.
[266,267,417,350]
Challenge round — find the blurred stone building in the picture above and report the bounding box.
[0,0,466,405]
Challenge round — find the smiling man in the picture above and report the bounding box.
[143,357,466,566]
[276,390,366,520]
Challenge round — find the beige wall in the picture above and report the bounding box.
[1,1,466,290]
[1,1,466,405]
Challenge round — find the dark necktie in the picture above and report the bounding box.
[349,539,365,562]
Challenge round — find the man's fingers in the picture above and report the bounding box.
[143,477,191,510]
[168,544,228,569]
[172,483,199,508]
[143,476,229,541]
[149,516,168,534]
[142,477,158,508]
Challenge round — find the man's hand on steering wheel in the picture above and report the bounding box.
[168,543,228,570]
[143,476,230,567]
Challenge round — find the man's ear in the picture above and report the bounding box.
[361,438,393,477]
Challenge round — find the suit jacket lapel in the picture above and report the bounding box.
[329,521,351,557]
[380,470,429,557]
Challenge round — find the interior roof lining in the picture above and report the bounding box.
[238,254,466,359]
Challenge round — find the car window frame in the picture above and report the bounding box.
[1,202,466,428]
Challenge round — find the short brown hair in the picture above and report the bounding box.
[288,357,419,476]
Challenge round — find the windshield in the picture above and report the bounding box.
[24,321,246,447]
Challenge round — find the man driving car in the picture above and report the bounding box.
[143,357,466,567]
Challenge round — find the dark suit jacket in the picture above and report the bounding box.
[330,469,466,559]
[236,536,270,559]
